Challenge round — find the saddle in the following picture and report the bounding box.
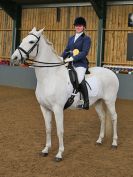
[64,64,78,109]
[67,64,79,91]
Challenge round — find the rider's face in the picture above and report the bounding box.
[75,25,84,33]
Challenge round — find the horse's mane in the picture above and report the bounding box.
[43,35,62,62]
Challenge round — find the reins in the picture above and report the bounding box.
[24,58,65,67]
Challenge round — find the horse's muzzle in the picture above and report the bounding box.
[11,55,20,66]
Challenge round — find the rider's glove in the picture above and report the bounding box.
[64,57,74,63]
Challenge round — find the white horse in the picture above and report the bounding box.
[11,27,119,161]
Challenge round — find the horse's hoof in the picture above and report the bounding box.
[43,152,49,157]
[111,145,117,149]
[55,157,62,162]
[96,142,102,146]
[40,152,48,157]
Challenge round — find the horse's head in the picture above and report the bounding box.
[11,27,44,65]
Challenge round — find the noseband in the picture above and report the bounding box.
[17,33,64,67]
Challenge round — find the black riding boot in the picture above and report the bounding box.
[79,79,89,110]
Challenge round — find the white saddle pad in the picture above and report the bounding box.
[86,76,99,97]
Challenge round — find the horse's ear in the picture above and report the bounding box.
[32,27,36,32]
[38,27,45,34]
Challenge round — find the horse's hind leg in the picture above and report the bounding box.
[105,100,118,147]
[95,100,106,144]
[40,106,52,156]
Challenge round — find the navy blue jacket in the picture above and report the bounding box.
[61,33,91,68]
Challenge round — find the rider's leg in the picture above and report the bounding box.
[79,79,89,109]
[74,67,86,83]
[74,67,89,110]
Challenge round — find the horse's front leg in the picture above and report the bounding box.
[53,106,64,162]
[40,105,52,156]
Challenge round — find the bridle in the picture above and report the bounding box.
[18,33,40,63]
[17,33,65,67]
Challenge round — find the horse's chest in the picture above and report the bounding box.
[35,86,54,107]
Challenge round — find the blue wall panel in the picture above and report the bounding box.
[0,66,133,100]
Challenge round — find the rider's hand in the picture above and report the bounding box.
[64,57,74,63]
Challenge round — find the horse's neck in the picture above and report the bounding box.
[35,35,66,82]
[37,36,61,63]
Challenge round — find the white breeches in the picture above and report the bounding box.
[74,67,86,84]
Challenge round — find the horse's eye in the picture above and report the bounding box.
[29,41,35,44]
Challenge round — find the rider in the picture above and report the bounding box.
[61,17,91,110]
